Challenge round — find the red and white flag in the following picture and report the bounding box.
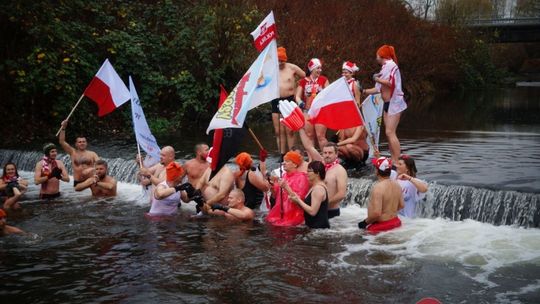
[307,77,363,130]
[250,11,277,52]
[84,59,130,117]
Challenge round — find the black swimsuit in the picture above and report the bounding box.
[242,171,264,209]
[304,187,330,229]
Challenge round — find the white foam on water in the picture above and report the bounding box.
[312,204,540,289]
[495,280,540,303]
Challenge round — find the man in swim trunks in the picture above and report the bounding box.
[59,120,100,187]
[271,47,306,154]
[0,209,24,236]
[74,160,117,197]
[358,156,404,233]
[208,189,255,222]
[34,143,70,200]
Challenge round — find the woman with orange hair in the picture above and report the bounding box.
[234,152,270,209]
[363,45,407,163]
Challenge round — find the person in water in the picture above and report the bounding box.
[395,154,428,218]
[58,120,100,187]
[234,152,270,210]
[271,47,306,154]
[266,151,309,226]
[0,162,29,210]
[34,143,70,200]
[282,160,329,229]
[362,45,407,163]
[358,156,404,233]
[183,143,210,187]
[209,189,255,222]
[148,162,184,216]
[75,160,117,197]
[139,146,176,187]
[0,209,24,236]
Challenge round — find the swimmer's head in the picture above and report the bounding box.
[43,143,57,157]
[372,156,392,177]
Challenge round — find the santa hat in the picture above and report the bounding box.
[342,61,359,73]
[372,156,392,172]
[307,58,322,72]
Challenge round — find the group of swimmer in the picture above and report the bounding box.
[1,44,429,236]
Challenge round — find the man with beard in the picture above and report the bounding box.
[58,120,100,187]
[75,160,117,197]
[34,143,70,199]
[183,143,210,186]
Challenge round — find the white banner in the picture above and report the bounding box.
[361,94,384,158]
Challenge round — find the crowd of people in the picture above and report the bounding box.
[0,44,429,236]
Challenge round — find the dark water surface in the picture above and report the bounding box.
[1,87,540,303]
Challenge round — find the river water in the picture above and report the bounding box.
[1,87,540,303]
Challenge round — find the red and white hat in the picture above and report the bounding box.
[342,61,359,73]
[372,156,392,172]
[307,58,322,72]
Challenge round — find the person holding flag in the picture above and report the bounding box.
[295,58,330,150]
[362,45,407,163]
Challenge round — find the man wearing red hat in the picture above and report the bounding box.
[270,47,306,155]
[358,156,404,233]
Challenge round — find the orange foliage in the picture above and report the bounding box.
[254,0,462,99]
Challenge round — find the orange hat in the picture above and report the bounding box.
[0,209,6,218]
[284,151,302,167]
[377,45,398,64]
[166,162,184,182]
[277,47,288,62]
[235,152,253,171]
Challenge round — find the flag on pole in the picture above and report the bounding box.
[206,39,279,134]
[84,59,131,117]
[361,94,384,158]
[129,76,161,165]
[250,11,277,52]
[208,85,247,177]
[307,77,363,131]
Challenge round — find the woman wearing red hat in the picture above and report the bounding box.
[295,58,330,150]
[363,45,407,163]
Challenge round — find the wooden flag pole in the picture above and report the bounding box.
[248,128,265,151]
[55,93,85,137]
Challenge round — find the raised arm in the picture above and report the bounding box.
[58,120,75,155]
[298,128,322,162]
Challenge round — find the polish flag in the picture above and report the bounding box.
[250,11,277,52]
[307,77,363,130]
[84,59,130,117]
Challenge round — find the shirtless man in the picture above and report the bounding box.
[183,143,210,186]
[299,130,348,219]
[208,189,255,222]
[139,146,176,187]
[198,165,235,214]
[0,209,24,236]
[337,126,369,165]
[75,160,117,197]
[358,157,404,233]
[34,143,70,199]
[270,47,306,154]
[59,120,100,186]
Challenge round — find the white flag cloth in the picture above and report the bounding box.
[206,39,279,134]
[250,11,277,52]
[361,94,384,158]
[129,76,161,164]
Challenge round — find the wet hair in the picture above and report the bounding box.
[323,142,338,153]
[194,143,208,154]
[399,154,417,178]
[290,145,305,154]
[230,188,245,203]
[308,161,326,180]
[95,159,108,168]
[43,142,57,156]
[2,162,19,179]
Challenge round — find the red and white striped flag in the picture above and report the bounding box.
[250,11,277,52]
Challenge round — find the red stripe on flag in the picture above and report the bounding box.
[253,24,277,52]
[84,77,115,117]
[210,85,228,171]
[310,101,363,131]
